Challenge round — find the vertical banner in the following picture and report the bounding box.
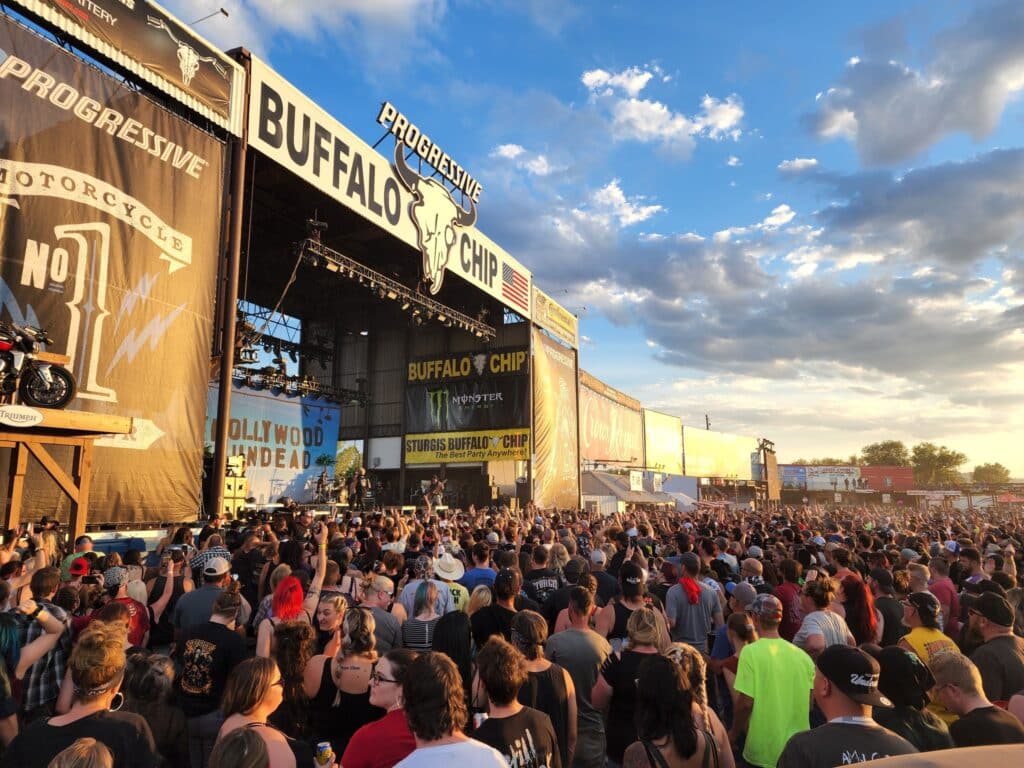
[532,328,579,509]
[642,409,683,475]
[206,385,340,504]
[0,16,226,521]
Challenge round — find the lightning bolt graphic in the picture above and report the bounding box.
[114,273,160,332]
[105,304,186,376]
[0,277,40,327]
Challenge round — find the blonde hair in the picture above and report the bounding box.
[70,621,127,701]
[319,593,347,618]
[269,563,292,592]
[549,543,570,572]
[125,579,147,605]
[907,562,930,587]
[468,585,492,616]
[626,607,667,652]
[47,738,113,768]
[930,651,982,696]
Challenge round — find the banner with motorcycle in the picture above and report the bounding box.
[532,328,580,509]
[0,15,226,521]
[579,369,644,465]
[205,384,340,505]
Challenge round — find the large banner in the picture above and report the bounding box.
[643,409,683,475]
[806,465,861,491]
[248,57,533,317]
[206,385,340,504]
[579,370,643,464]
[405,377,529,433]
[533,286,578,348]
[859,465,914,492]
[405,428,529,465]
[682,427,758,480]
[781,465,808,490]
[532,328,579,508]
[8,0,244,134]
[0,15,226,521]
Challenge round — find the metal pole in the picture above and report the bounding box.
[212,50,251,520]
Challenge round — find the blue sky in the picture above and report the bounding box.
[171,0,1024,475]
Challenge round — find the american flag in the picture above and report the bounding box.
[502,263,530,312]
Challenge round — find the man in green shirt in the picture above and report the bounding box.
[730,594,815,767]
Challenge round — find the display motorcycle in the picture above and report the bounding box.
[0,321,76,409]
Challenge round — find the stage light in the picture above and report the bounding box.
[386,290,398,300]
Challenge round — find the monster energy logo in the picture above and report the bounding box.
[428,387,449,428]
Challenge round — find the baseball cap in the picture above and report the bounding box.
[900,548,919,561]
[973,592,1014,626]
[746,545,764,560]
[486,531,500,546]
[816,645,893,708]
[731,582,758,610]
[944,540,960,554]
[350,516,362,526]
[40,515,59,526]
[868,646,935,710]
[749,594,783,620]
[905,591,940,622]
[69,557,90,577]
[203,557,231,578]
[811,536,826,547]
[589,549,607,565]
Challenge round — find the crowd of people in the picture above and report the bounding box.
[0,499,1022,767]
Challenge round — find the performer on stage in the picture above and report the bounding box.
[350,467,370,511]
[423,474,446,512]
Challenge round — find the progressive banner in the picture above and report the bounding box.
[404,428,530,464]
[0,14,226,521]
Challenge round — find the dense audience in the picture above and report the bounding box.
[0,499,1022,766]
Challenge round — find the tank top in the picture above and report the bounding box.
[307,658,385,756]
[244,722,313,767]
[518,663,571,768]
[609,601,637,648]
[147,575,185,647]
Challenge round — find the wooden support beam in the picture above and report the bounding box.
[69,443,92,540]
[4,445,27,532]
[24,442,79,503]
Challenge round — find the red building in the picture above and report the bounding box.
[859,466,915,493]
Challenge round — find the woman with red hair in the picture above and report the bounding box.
[840,574,882,645]
[257,525,328,657]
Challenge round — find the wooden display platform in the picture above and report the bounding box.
[0,407,133,539]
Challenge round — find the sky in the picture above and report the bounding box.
[167,0,1024,476]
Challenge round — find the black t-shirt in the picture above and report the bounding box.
[524,568,563,606]
[872,706,953,752]
[474,706,561,768]
[601,650,652,761]
[593,570,621,607]
[2,711,159,768]
[970,635,1024,702]
[949,705,1024,747]
[777,721,917,768]
[471,603,517,647]
[176,620,247,717]
[876,596,906,647]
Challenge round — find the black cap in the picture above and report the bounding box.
[816,645,893,708]
[973,592,1014,627]
[869,567,894,594]
[905,591,940,622]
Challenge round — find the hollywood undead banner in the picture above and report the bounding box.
[532,328,579,509]
[0,15,226,521]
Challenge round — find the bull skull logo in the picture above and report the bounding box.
[392,142,476,295]
[147,16,228,87]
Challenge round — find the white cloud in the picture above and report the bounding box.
[611,98,696,147]
[694,94,744,140]
[523,155,555,176]
[761,204,796,229]
[582,66,654,97]
[807,0,1024,165]
[585,179,665,227]
[778,157,820,173]
[491,144,526,159]
[727,155,742,167]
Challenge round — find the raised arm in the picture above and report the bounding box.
[302,524,329,617]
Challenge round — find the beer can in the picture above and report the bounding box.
[315,741,334,766]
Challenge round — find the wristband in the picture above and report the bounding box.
[26,605,43,620]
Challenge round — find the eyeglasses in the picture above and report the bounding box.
[370,671,398,685]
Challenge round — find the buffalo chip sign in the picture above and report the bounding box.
[247,57,532,317]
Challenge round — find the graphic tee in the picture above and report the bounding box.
[473,706,562,768]
[777,722,917,768]
[176,621,246,717]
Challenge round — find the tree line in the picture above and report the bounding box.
[791,440,1012,485]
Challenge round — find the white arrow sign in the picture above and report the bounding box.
[95,418,164,450]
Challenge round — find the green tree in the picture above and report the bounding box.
[792,457,849,466]
[860,440,910,467]
[973,462,1010,484]
[911,442,966,485]
[335,444,363,479]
